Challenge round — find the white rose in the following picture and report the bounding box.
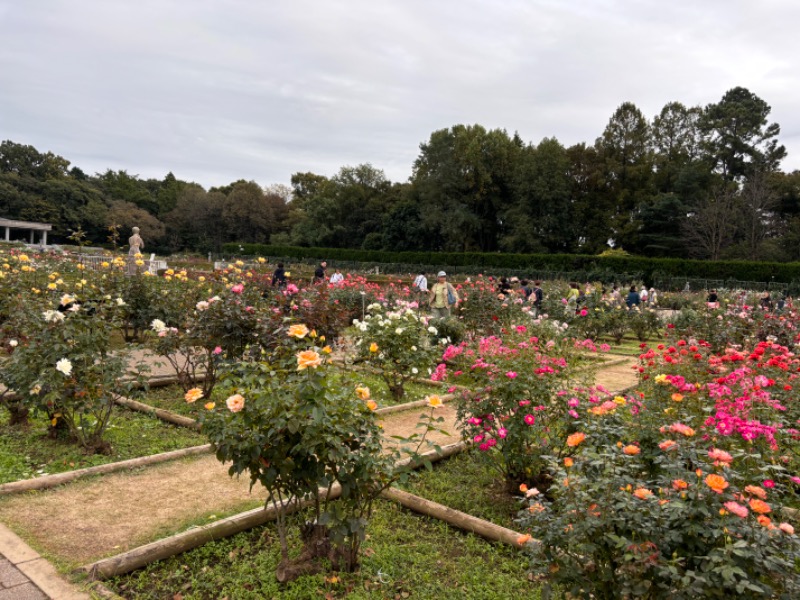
[428,326,438,335]
[151,319,167,332]
[43,310,64,323]
[395,327,404,335]
[55,358,73,377]
[116,298,126,306]
[412,367,418,374]
[9,339,18,347]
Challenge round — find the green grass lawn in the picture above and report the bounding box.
[0,408,207,484]
[399,449,520,529]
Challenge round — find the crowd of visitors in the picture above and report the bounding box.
[264,260,791,320]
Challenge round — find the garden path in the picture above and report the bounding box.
[0,357,639,568]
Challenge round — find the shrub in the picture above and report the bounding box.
[352,301,439,400]
[201,326,445,581]
[0,294,146,453]
[442,328,589,487]
[519,405,800,599]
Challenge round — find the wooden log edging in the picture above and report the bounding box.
[0,444,212,496]
[380,487,529,548]
[113,396,201,431]
[82,486,343,581]
[79,441,468,581]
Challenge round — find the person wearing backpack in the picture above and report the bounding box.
[429,271,459,319]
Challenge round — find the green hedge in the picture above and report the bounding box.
[223,243,800,284]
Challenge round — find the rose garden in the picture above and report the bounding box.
[1,246,800,599]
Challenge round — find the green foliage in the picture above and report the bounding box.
[0,295,146,452]
[226,243,800,284]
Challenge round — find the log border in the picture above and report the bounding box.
[0,444,212,496]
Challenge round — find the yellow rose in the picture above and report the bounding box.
[366,399,378,411]
[369,342,379,353]
[426,394,443,408]
[356,386,371,400]
[287,324,310,339]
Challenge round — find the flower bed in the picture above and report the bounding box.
[0,408,206,484]
[105,488,532,600]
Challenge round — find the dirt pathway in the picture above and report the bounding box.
[0,359,638,567]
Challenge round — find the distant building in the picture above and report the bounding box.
[0,217,52,245]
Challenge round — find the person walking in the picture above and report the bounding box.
[429,271,459,319]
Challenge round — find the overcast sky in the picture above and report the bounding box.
[1,0,799,189]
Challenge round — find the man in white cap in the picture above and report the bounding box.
[428,271,459,319]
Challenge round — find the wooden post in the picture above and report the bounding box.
[113,396,201,431]
[380,487,530,548]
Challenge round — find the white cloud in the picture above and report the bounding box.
[1,0,798,188]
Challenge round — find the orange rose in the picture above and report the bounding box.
[355,386,371,400]
[623,445,640,455]
[749,499,771,514]
[366,399,378,411]
[297,350,322,370]
[517,533,532,545]
[184,388,203,403]
[204,402,216,410]
[566,432,586,447]
[704,474,729,494]
[744,485,767,500]
[564,457,574,468]
[672,479,688,491]
[633,488,653,500]
[757,515,772,527]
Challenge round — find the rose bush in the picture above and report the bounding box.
[201,324,446,581]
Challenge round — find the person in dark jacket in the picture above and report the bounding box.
[626,285,641,309]
[271,263,287,288]
[532,281,544,313]
[313,261,327,284]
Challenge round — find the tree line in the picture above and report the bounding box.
[2,86,799,261]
